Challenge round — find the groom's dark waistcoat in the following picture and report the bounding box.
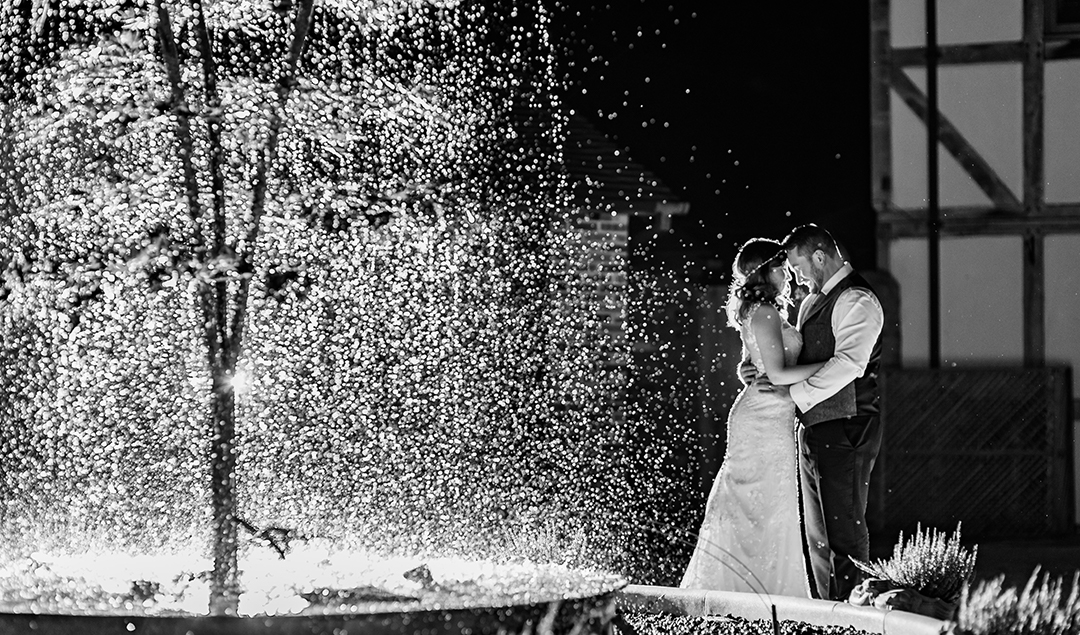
[796,271,882,425]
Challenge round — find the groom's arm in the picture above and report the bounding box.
[789,288,883,413]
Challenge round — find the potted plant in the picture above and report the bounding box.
[849,523,977,620]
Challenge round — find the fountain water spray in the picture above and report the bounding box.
[0,0,646,625]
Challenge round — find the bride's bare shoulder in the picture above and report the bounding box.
[748,302,781,323]
[748,303,784,338]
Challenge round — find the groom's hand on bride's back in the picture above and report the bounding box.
[753,375,773,391]
[738,358,757,385]
[738,359,790,396]
[755,379,789,398]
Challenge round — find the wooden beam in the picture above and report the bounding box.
[871,0,892,271]
[1024,232,1046,365]
[885,202,1080,218]
[926,0,941,369]
[1022,0,1045,366]
[1024,0,1046,217]
[880,203,1080,236]
[893,41,1025,66]
[889,65,1024,212]
[893,39,1080,66]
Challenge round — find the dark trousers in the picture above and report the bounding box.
[799,415,882,601]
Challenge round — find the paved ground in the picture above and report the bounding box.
[871,534,1080,589]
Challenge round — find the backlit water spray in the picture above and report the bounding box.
[0,0,706,629]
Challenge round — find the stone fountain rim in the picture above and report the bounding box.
[0,580,629,620]
[0,586,625,635]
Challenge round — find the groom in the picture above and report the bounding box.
[755,224,884,601]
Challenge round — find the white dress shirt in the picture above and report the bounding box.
[789,264,884,413]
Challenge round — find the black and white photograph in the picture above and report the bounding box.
[1,1,1079,634]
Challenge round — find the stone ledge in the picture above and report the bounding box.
[616,585,948,635]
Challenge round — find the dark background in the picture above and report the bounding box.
[542,5,878,578]
[546,2,875,274]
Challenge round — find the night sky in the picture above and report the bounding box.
[547,2,875,274]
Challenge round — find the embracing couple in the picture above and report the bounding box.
[681,223,884,602]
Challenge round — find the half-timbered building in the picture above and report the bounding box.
[871,0,1078,537]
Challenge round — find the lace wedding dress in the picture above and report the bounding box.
[680,304,808,597]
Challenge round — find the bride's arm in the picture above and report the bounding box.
[750,305,826,386]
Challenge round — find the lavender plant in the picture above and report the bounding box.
[950,569,1080,635]
[852,523,977,602]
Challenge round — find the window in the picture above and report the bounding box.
[1046,0,1080,36]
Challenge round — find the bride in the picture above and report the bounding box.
[680,238,824,597]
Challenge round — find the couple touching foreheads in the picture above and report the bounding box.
[681,223,885,602]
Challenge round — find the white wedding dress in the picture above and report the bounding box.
[680,304,808,597]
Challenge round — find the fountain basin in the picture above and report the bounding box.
[0,593,621,635]
[0,551,625,635]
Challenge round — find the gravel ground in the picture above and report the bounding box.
[618,613,876,635]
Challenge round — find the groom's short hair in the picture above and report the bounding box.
[782,224,841,259]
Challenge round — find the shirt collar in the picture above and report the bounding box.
[819,263,853,296]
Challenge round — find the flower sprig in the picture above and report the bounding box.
[950,568,1080,635]
[852,523,977,603]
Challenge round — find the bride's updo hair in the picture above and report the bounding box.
[726,238,790,328]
